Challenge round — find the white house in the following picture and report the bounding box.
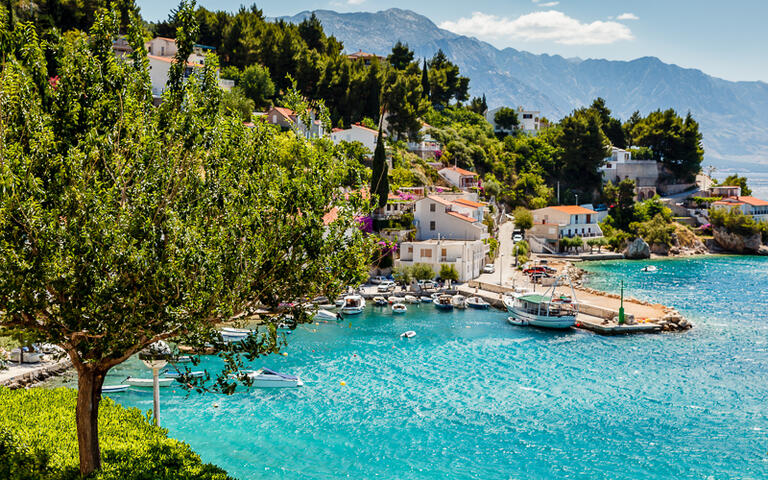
[413,195,488,241]
[266,106,324,139]
[600,147,659,200]
[373,193,416,220]
[485,106,544,135]
[330,123,383,153]
[396,239,488,282]
[143,38,226,100]
[528,205,603,253]
[438,166,479,190]
[710,196,768,222]
[147,55,204,98]
[407,122,442,159]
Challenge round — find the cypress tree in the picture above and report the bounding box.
[370,123,389,208]
[421,58,430,101]
[481,94,488,114]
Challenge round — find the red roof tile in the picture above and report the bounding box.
[426,195,453,206]
[447,211,478,223]
[441,166,478,177]
[548,205,597,215]
[453,198,486,208]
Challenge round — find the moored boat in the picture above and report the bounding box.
[641,265,658,272]
[340,294,366,315]
[387,295,400,304]
[125,376,175,388]
[391,303,407,314]
[434,294,454,310]
[373,296,388,306]
[334,298,345,308]
[245,368,303,388]
[503,276,578,329]
[314,309,339,321]
[101,385,129,393]
[452,295,467,309]
[164,370,205,379]
[420,296,433,303]
[466,296,490,310]
[404,295,419,304]
[400,330,416,338]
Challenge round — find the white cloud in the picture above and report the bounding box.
[439,11,634,46]
[539,1,560,6]
[617,13,639,21]
[347,0,365,4]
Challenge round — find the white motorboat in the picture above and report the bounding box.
[174,355,192,363]
[314,309,340,321]
[164,370,205,379]
[373,296,388,306]
[466,296,490,310]
[400,330,416,338]
[387,295,400,304]
[641,265,658,272]
[245,368,303,388]
[404,295,419,304]
[420,296,433,303]
[220,329,251,342]
[507,317,528,327]
[101,385,129,393]
[452,295,467,309]
[434,294,454,310]
[391,303,407,314]
[221,327,253,335]
[340,294,366,315]
[125,377,175,388]
[503,275,578,329]
[334,298,345,308]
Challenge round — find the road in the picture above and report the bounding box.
[475,219,526,288]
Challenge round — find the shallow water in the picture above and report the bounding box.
[52,256,768,479]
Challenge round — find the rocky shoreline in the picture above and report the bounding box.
[0,358,72,389]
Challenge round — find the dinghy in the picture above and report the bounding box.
[164,370,204,379]
[101,385,129,393]
[125,377,175,388]
[391,303,407,314]
[245,368,303,388]
[404,295,419,304]
[420,296,433,303]
[452,295,467,309]
[314,309,339,321]
[466,296,490,310]
[400,330,416,338]
[373,296,388,306]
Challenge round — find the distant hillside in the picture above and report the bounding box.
[280,8,768,171]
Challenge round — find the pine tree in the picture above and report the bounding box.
[370,123,389,208]
[421,58,430,101]
[481,94,488,114]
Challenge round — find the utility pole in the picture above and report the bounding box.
[557,181,560,204]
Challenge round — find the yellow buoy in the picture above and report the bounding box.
[281,352,288,356]
[340,381,346,386]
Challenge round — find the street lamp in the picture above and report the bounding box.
[139,341,171,426]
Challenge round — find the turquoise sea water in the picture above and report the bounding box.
[55,256,768,479]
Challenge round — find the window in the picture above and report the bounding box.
[586,214,592,223]
[408,246,413,254]
[430,221,436,231]
[430,203,436,212]
[421,249,432,258]
[523,113,533,119]
[441,248,447,258]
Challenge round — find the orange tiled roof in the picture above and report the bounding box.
[426,195,453,206]
[453,198,486,208]
[441,166,478,177]
[447,211,478,223]
[549,205,597,215]
[147,54,203,68]
[735,196,768,206]
[271,107,296,120]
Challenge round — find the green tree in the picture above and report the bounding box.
[0,5,373,476]
[388,41,414,70]
[589,98,626,148]
[392,266,413,284]
[219,86,255,121]
[297,12,326,53]
[411,263,436,281]
[381,65,428,139]
[555,110,611,200]
[370,123,389,208]
[631,109,704,181]
[513,207,533,233]
[420,58,430,101]
[604,179,637,231]
[239,63,275,109]
[717,174,752,196]
[494,107,519,132]
[439,264,459,281]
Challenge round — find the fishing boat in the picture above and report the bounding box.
[466,296,490,310]
[400,330,416,338]
[340,294,366,315]
[391,303,407,314]
[503,276,578,329]
[101,385,129,393]
[420,296,433,303]
[125,377,175,388]
[641,265,658,272]
[314,309,339,321]
[245,368,303,388]
[373,296,388,306]
[404,295,419,304]
[452,295,467,309]
[434,294,454,311]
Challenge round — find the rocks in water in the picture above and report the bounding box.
[712,226,763,254]
[623,237,650,259]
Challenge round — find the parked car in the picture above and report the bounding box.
[483,264,495,274]
[377,281,396,293]
[512,234,523,243]
[369,275,386,284]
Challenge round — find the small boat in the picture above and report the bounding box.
[174,355,192,363]
[420,296,433,303]
[641,265,658,272]
[400,330,416,338]
[221,327,253,335]
[164,370,205,379]
[391,303,407,314]
[502,276,578,329]
[220,330,250,342]
[431,292,441,301]
[125,377,175,388]
[340,294,366,315]
[452,295,467,309]
[434,294,454,310]
[312,296,329,304]
[507,317,529,327]
[466,296,490,310]
[387,295,399,304]
[245,368,303,388]
[373,296,388,306]
[314,309,339,321]
[404,295,419,304]
[101,385,129,393]
[334,298,345,308]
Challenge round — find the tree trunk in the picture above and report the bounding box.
[75,366,106,477]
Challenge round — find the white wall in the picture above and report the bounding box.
[414,197,486,241]
[148,57,171,96]
[397,240,488,281]
[330,125,378,152]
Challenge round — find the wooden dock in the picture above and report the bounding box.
[575,316,663,335]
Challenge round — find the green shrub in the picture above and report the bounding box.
[0,388,232,480]
[410,263,435,281]
[635,213,676,246]
[439,264,459,281]
[709,207,761,236]
[391,266,413,284]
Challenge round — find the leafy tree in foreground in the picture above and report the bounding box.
[0,4,373,476]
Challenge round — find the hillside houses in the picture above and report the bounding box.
[528,205,603,253]
[600,147,659,200]
[330,123,384,153]
[485,106,545,135]
[438,166,479,190]
[710,196,768,222]
[266,106,325,139]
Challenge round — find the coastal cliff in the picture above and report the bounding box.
[711,227,768,255]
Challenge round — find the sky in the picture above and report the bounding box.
[136,0,768,83]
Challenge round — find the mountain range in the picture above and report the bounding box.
[280,8,768,172]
